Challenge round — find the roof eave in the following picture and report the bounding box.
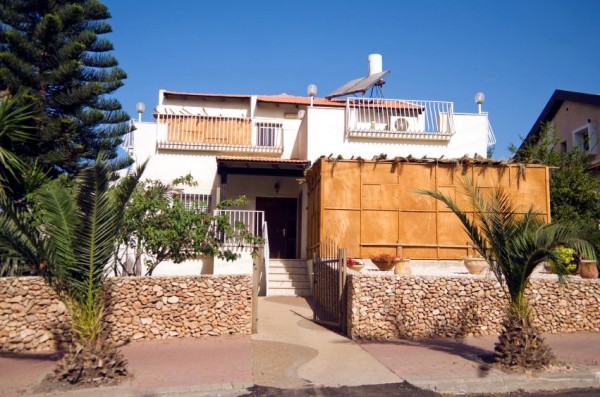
[518,89,600,153]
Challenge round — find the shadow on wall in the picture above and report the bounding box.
[394,299,507,339]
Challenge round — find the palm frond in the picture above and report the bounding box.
[36,181,78,288]
[0,96,35,195]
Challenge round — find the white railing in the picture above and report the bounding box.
[174,192,213,212]
[262,220,270,296]
[122,130,134,153]
[346,98,455,140]
[486,114,497,147]
[155,113,283,153]
[214,209,265,245]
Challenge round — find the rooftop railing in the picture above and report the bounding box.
[346,98,455,140]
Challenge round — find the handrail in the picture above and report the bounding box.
[214,209,265,245]
[262,220,270,296]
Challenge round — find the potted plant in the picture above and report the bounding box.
[346,258,365,272]
[370,254,411,275]
[463,255,488,275]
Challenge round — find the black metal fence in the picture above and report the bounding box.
[312,238,347,333]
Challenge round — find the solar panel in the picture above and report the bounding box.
[326,70,390,99]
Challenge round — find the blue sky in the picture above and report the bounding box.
[104,0,600,159]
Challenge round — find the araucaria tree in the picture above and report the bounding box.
[418,180,596,370]
[0,0,130,177]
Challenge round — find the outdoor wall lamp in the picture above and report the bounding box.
[274,182,280,194]
[474,92,485,114]
[307,84,317,107]
[136,102,145,122]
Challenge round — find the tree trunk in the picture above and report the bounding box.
[494,309,555,370]
[51,335,128,386]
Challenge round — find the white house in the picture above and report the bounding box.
[123,54,495,295]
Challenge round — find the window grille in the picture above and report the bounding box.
[257,123,282,147]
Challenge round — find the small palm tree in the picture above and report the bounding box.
[0,94,35,200]
[418,180,596,369]
[0,159,144,385]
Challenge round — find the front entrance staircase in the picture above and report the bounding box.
[268,259,311,297]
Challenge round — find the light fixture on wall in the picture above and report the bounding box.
[274,182,280,194]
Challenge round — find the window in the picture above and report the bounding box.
[257,123,282,147]
[572,122,597,154]
[559,141,567,153]
[173,193,212,212]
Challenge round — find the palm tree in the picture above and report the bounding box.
[0,159,144,385]
[418,180,596,369]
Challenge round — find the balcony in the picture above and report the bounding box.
[155,114,283,153]
[345,98,455,141]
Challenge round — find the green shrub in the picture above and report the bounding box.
[549,246,577,274]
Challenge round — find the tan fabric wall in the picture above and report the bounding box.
[306,159,551,260]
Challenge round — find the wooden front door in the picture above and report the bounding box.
[256,197,297,259]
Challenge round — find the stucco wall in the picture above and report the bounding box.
[304,107,489,162]
[0,275,252,352]
[347,274,600,340]
[552,101,600,163]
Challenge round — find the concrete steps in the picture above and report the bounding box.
[268,259,311,297]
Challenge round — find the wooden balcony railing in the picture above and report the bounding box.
[155,114,283,153]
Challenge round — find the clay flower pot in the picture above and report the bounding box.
[371,259,397,271]
[463,257,488,275]
[347,258,365,272]
[578,260,599,279]
[394,259,411,276]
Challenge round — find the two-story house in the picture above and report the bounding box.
[518,89,600,167]
[123,54,495,295]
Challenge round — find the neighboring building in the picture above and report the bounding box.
[519,89,600,166]
[123,54,495,294]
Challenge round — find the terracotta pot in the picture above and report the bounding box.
[372,259,397,271]
[578,260,599,279]
[463,258,487,275]
[394,259,411,276]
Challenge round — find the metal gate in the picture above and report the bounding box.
[312,239,347,332]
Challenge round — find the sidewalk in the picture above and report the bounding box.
[253,297,600,395]
[360,334,600,395]
[0,296,598,396]
[0,336,253,397]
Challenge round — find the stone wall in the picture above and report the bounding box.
[347,274,600,340]
[0,275,252,352]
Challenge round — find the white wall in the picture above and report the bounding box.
[150,257,214,276]
[304,107,489,161]
[131,121,219,193]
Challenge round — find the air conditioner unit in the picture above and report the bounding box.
[390,116,415,132]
